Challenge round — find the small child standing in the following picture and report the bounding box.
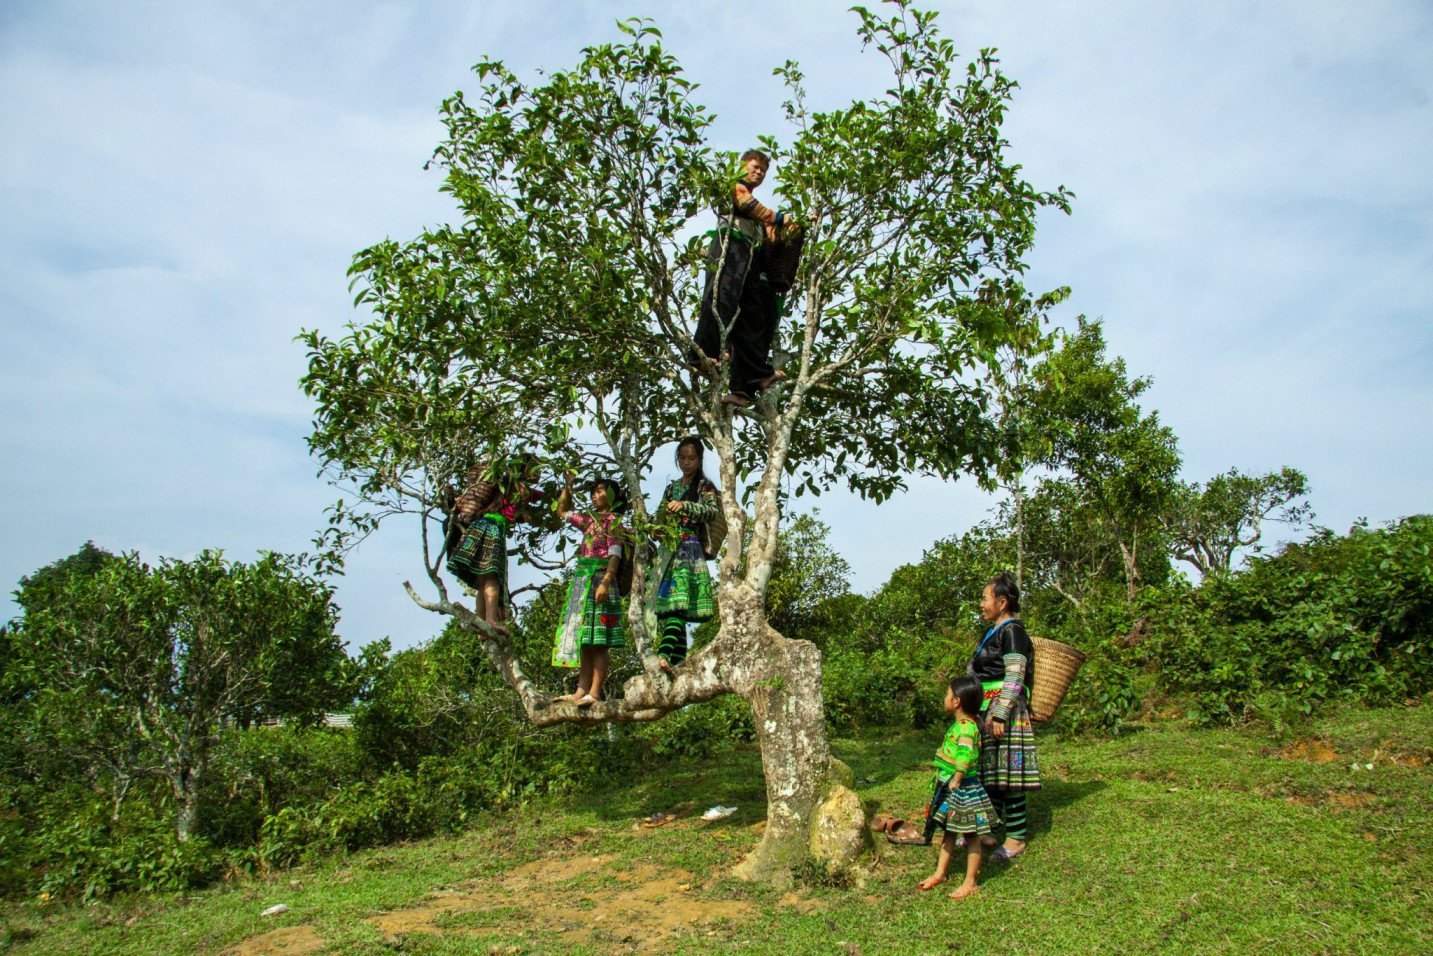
[918,675,999,900]
[553,475,628,706]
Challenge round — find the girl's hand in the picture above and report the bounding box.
[594,582,609,604]
[988,719,1006,739]
[665,500,684,514]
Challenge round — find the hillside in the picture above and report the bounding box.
[3,704,1429,955]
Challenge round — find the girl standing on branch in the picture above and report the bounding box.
[446,455,543,635]
[553,475,629,706]
[649,437,719,673]
[968,572,1041,861]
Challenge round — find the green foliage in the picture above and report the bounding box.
[1165,466,1313,574]
[1150,516,1433,726]
[765,512,852,639]
[3,788,218,902]
[5,548,354,843]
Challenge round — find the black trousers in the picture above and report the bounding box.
[694,239,779,399]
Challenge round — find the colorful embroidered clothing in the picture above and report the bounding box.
[969,619,1041,792]
[447,514,508,591]
[926,718,997,836]
[552,511,626,667]
[647,478,717,624]
[553,556,626,667]
[566,511,623,559]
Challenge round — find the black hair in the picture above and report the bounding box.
[591,476,630,514]
[740,148,771,166]
[948,675,983,717]
[675,436,712,503]
[986,572,1021,614]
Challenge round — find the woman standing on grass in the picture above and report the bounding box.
[969,572,1041,861]
[648,437,719,672]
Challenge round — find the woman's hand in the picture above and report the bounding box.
[987,719,1006,739]
[665,500,684,514]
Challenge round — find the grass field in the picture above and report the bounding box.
[2,703,1429,955]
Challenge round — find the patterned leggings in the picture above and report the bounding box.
[657,615,689,665]
[990,790,1028,841]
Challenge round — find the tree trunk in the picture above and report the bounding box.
[722,591,871,884]
[169,760,204,843]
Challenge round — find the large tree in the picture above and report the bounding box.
[301,2,1068,880]
[9,549,351,840]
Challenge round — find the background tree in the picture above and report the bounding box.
[763,512,852,640]
[1164,466,1312,575]
[1023,318,1180,635]
[11,550,352,841]
[301,1,1069,880]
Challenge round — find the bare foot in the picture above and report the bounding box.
[980,835,999,847]
[658,657,675,675]
[720,394,751,408]
[917,875,947,892]
[568,690,589,703]
[488,622,510,636]
[948,882,980,900]
[576,694,597,708]
[756,370,787,390]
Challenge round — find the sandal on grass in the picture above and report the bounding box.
[987,844,1026,863]
[885,824,930,846]
[642,812,674,828]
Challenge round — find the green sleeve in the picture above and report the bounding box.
[681,483,718,522]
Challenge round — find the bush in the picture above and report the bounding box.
[23,792,218,901]
[1150,516,1433,725]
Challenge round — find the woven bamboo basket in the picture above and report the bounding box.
[1028,636,1088,723]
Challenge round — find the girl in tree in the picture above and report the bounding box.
[649,436,719,672]
[446,455,543,635]
[553,474,628,706]
[918,675,997,899]
[968,572,1041,861]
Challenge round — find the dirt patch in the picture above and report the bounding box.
[1281,739,1338,763]
[1284,790,1375,809]
[778,891,828,913]
[364,853,753,953]
[220,925,326,956]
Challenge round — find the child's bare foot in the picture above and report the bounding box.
[567,690,588,703]
[948,882,980,900]
[487,621,509,636]
[575,694,598,708]
[980,835,999,847]
[658,657,675,675]
[917,875,946,892]
[756,370,787,390]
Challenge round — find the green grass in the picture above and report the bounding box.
[2,704,1430,955]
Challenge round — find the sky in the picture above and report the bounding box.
[3,1,1430,654]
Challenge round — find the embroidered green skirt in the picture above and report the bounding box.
[553,556,626,667]
[653,535,714,622]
